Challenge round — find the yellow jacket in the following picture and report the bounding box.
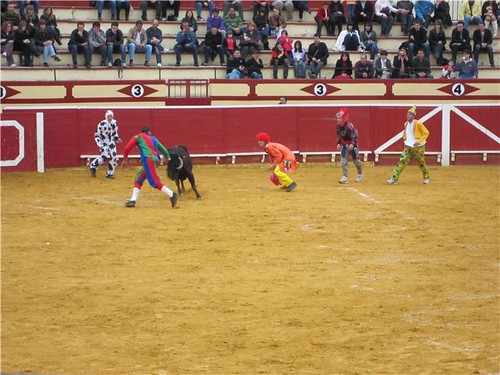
[403,119,429,145]
[459,0,482,18]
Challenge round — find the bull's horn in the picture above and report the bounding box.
[176,156,184,170]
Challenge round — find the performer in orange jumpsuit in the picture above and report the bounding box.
[256,132,299,192]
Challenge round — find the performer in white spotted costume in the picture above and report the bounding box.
[89,110,122,179]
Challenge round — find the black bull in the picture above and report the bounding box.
[166,146,202,200]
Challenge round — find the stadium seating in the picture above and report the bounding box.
[2,2,499,80]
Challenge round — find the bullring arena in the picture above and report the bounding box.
[1,1,500,374]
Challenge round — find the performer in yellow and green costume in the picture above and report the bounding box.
[387,106,430,185]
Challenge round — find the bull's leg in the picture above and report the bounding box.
[180,179,186,194]
[188,174,202,200]
[175,178,183,196]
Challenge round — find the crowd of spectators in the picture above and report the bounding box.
[1,0,498,77]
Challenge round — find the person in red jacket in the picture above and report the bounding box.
[256,132,298,192]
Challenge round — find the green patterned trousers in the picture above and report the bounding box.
[391,145,430,182]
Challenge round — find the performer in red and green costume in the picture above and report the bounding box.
[121,127,178,208]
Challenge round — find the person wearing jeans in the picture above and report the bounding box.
[127,20,152,66]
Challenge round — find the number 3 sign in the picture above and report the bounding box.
[131,84,145,98]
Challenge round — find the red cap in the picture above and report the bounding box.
[256,132,270,142]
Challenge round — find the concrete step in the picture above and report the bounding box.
[6,43,500,68]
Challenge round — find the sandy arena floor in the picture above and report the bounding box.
[1,164,499,375]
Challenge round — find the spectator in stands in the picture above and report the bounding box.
[223,0,244,21]
[270,40,289,78]
[441,59,458,79]
[374,0,399,36]
[18,0,38,18]
[344,0,356,23]
[432,0,452,28]
[334,22,364,53]
[203,25,224,66]
[411,48,433,78]
[161,0,181,21]
[115,0,131,21]
[181,9,198,33]
[354,53,374,78]
[21,4,37,30]
[273,0,294,22]
[473,22,495,67]
[391,45,411,78]
[1,20,16,66]
[449,20,471,62]
[333,52,353,78]
[314,2,332,36]
[268,6,287,38]
[226,48,246,78]
[96,0,117,21]
[246,49,264,78]
[253,7,269,49]
[206,8,225,38]
[106,21,126,67]
[89,21,107,67]
[329,0,346,36]
[174,20,199,67]
[224,6,244,37]
[40,6,61,45]
[68,21,91,69]
[374,49,392,78]
[414,0,434,29]
[252,1,271,19]
[456,49,478,78]
[278,96,287,104]
[351,0,373,30]
[307,33,329,78]
[482,1,498,37]
[293,0,310,22]
[127,20,153,67]
[360,22,378,60]
[34,19,61,67]
[429,20,447,65]
[459,0,482,30]
[146,19,166,67]
[240,21,262,59]
[396,0,414,36]
[140,0,161,21]
[223,29,237,57]
[277,29,292,58]
[14,19,38,66]
[2,2,19,28]
[291,39,307,78]
[196,0,214,21]
[408,19,429,60]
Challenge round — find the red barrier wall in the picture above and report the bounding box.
[1,105,499,172]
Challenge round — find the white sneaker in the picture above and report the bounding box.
[355,174,364,182]
[1,52,6,57]
[338,176,349,184]
[157,63,162,67]
[386,179,397,185]
[10,63,16,67]
[423,179,430,184]
[107,62,112,67]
